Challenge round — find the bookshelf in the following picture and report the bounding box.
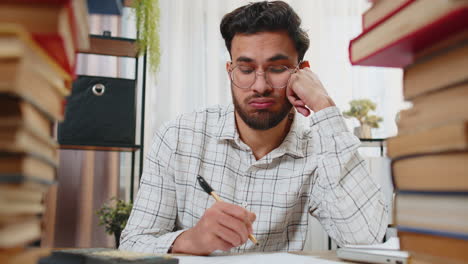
[60,34,147,202]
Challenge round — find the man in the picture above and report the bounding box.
[120,1,388,255]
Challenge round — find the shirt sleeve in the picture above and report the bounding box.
[119,122,184,253]
[307,106,389,246]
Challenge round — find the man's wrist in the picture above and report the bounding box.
[170,229,202,255]
[168,243,175,253]
[307,95,335,112]
[170,230,188,253]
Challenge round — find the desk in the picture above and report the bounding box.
[41,249,356,264]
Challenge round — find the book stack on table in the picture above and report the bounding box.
[350,0,468,263]
[0,0,89,263]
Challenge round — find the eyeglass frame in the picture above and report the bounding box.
[228,61,303,89]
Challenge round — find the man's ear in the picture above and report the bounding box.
[226,62,231,72]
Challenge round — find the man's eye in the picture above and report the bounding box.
[238,66,255,74]
[268,66,288,73]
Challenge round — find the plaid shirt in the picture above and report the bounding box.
[120,104,388,254]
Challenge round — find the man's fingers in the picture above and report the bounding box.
[214,235,237,251]
[216,211,250,243]
[249,212,256,222]
[213,224,243,247]
[287,91,310,117]
[296,106,310,117]
[216,201,252,224]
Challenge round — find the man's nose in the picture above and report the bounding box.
[251,71,273,94]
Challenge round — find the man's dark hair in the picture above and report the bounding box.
[220,1,310,62]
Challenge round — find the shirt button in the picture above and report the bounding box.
[242,201,248,207]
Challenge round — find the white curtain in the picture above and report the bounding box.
[121,0,405,250]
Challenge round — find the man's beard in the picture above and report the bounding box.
[231,87,293,130]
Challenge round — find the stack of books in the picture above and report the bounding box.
[350,0,468,263]
[0,0,88,262]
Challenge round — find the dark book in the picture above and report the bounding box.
[39,248,179,264]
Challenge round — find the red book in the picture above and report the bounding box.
[0,24,71,119]
[349,0,468,68]
[0,0,89,77]
[3,0,90,51]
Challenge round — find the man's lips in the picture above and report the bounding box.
[248,99,275,109]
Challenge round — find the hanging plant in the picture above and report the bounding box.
[133,0,161,73]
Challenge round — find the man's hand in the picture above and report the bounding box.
[286,67,335,116]
[170,201,256,255]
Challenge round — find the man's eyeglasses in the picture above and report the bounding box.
[228,62,301,89]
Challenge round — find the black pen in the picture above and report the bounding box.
[196,175,259,245]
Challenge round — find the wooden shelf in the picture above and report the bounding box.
[59,144,141,152]
[78,35,138,58]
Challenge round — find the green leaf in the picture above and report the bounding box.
[96,197,133,235]
[343,99,383,128]
[133,0,161,74]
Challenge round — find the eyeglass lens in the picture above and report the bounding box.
[231,65,292,89]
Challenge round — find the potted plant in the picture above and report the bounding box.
[96,198,133,248]
[133,0,161,73]
[343,99,383,139]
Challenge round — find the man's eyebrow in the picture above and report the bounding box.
[236,56,254,63]
[267,54,290,62]
[235,54,290,63]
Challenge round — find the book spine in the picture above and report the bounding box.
[0,174,55,185]
[391,150,468,192]
[397,226,468,241]
[396,190,468,196]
